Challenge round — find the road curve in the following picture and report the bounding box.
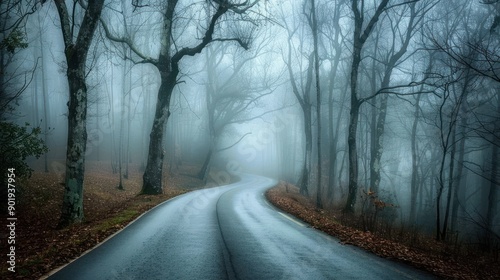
[47,174,434,280]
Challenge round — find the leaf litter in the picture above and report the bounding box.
[0,161,204,279]
[266,182,500,280]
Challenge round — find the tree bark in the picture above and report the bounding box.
[142,74,176,194]
[38,15,50,173]
[345,9,363,212]
[485,94,500,245]
[345,99,360,212]
[199,146,212,178]
[344,0,389,213]
[442,124,457,240]
[369,93,388,193]
[301,106,313,196]
[436,81,464,241]
[125,56,132,179]
[370,3,417,193]
[55,0,105,228]
[141,2,235,194]
[311,0,323,209]
[326,60,340,199]
[449,74,471,232]
[409,94,421,224]
[285,37,314,196]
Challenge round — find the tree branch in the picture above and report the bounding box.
[360,79,429,103]
[53,0,73,49]
[171,4,228,65]
[213,0,260,14]
[1,0,38,34]
[211,37,249,50]
[217,132,252,152]
[99,18,158,65]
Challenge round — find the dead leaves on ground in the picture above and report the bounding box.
[266,182,500,280]
[2,162,201,279]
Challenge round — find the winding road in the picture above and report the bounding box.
[47,174,434,279]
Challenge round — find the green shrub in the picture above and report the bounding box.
[0,121,48,179]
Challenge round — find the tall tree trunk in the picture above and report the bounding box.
[436,82,464,241]
[198,148,213,182]
[142,75,176,194]
[141,2,230,194]
[369,94,388,193]
[368,32,381,193]
[95,82,100,161]
[141,0,178,194]
[345,99,360,212]
[118,132,124,190]
[345,30,362,212]
[442,124,457,239]
[436,121,448,240]
[59,65,88,227]
[326,46,342,203]
[300,106,313,196]
[110,65,118,174]
[327,124,338,200]
[117,69,126,190]
[410,54,432,224]
[311,0,323,209]
[450,129,466,232]
[117,55,127,190]
[486,141,499,244]
[370,3,417,193]
[55,0,105,228]
[450,78,471,232]
[285,35,314,196]
[325,0,344,203]
[344,0,389,213]
[409,94,421,224]
[485,95,500,245]
[125,49,132,179]
[141,74,150,171]
[38,15,50,172]
[344,16,362,212]
[198,46,216,181]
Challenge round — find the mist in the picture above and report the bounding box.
[2,0,499,263]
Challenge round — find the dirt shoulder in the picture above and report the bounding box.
[1,162,206,280]
[265,182,499,280]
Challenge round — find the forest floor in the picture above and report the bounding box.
[266,182,500,280]
[0,161,207,280]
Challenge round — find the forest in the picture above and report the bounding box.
[1,0,499,277]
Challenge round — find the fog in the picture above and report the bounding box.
[2,0,499,248]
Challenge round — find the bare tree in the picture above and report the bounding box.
[306,0,323,208]
[343,0,432,213]
[434,74,467,241]
[54,0,105,227]
[280,2,315,196]
[320,0,348,204]
[102,0,261,194]
[369,2,425,193]
[344,0,390,213]
[0,0,38,116]
[426,0,500,241]
[198,38,276,182]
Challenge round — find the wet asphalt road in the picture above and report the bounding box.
[47,174,435,280]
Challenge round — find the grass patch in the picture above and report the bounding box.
[93,209,140,233]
